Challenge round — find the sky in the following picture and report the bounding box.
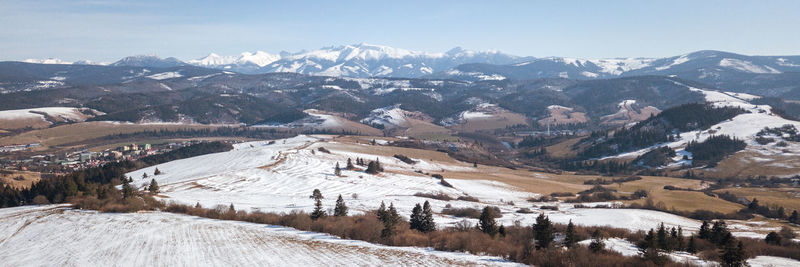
[1,0,799,62]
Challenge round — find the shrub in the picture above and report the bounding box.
[413,192,453,201]
[456,195,479,202]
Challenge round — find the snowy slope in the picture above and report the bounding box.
[122,135,774,235]
[0,205,518,267]
[605,81,800,166]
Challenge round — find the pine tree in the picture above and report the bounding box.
[687,236,697,254]
[334,162,342,176]
[588,229,605,253]
[564,220,577,248]
[154,168,161,175]
[228,203,235,212]
[748,198,760,211]
[657,223,668,250]
[346,158,355,170]
[381,203,400,238]
[366,161,379,174]
[720,241,746,267]
[377,201,387,222]
[148,178,159,194]
[675,227,685,251]
[195,202,202,209]
[790,210,799,224]
[310,189,326,220]
[333,194,348,217]
[711,220,732,246]
[533,213,555,249]
[409,203,423,231]
[765,231,782,245]
[420,201,435,232]
[698,220,711,240]
[142,172,148,179]
[498,225,506,237]
[478,206,498,236]
[121,178,135,199]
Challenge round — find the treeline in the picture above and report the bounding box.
[575,103,745,159]
[0,141,234,208]
[685,135,746,167]
[99,127,366,143]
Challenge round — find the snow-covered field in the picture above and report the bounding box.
[121,135,754,235]
[0,205,518,266]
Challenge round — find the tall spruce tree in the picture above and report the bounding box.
[420,201,435,232]
[588,229,605,253]
[478,206,498,236]
[381,203,400,238]
[346,158,355,170]
[698,220,711,240]
[148,178,159,194]
[333,194,348,217]
[565,220,577,248]
[310,189,326,220]
[409,203,423,231]
[377,201,387,222]
[533,213,555,249]
[720,240,746,267]
[334,162,342,176]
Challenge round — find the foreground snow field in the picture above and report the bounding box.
[0,205,519,266]
[123,135,772,237]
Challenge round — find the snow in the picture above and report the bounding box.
[360,105,411,128]
[547,105,573,111]
[590,58,656,75]
[22,58,72,64]
[578,237,713,266]
[581,71,599,78]
[146,71,183,80]
[748,256,800,267]
[719,58,780,74]
[0,205,519,267]
[0,107,98,122]
[655,54,690,71]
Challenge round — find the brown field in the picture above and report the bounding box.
[0,117,52,130]
[600,106,660,126]
[537,106,588,126]
[0,122,223,148]
[714,187,800,212]
[545,137,582,159]
[708,150,800,178]
[399,119,453,139]
[0,170,41,189]
[610,177,744,213]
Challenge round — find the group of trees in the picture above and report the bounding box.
[636,220,747,266]
[409,201,435,232]
[309,189,349,220]
[575,103,745,160]
[685,135,746,167]
[335,158,383,175]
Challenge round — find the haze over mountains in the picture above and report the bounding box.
[18,43,800,82]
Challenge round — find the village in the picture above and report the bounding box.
[0,141,204,177]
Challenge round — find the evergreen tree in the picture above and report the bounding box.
[366,161,380,174]
[748,198,760,211]
[310,189,326,220]
[420,201,435,232]
[498,225,506,237]
[228,203,235,212]
[564,220,577,248]
[711,220,732,246]
[333,194,348,217]
[656,223,668,251]
[765,231,782,245]
[148,178,159,194]
[142,172,148,179]
[377,201,387,222]
[790,210,799,224]
[154,168,161,175]
[346,158,355,170]
[533,213,555,249]
[334,162,342,176]
[588,229,605,253]
[381,203,400,239]
[409,203,423,231]
[720,241,746,267]
[478,206,498,236]
[639,229,656,254]
[687,236,697,254]
[121,178,135,199]
[195,202,202,209]
[675,227,685,251]
[698,220,711,240]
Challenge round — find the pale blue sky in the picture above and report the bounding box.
[1,0,799,62]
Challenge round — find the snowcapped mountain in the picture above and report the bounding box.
[185,43,525,77]
[22,58,73,65]
[110,55,187,68]
[434,50,800,81]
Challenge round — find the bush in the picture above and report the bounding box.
[393,154,417,164]
[32,195,50,205]
[413,192,453,201]
[456,195,479,202]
